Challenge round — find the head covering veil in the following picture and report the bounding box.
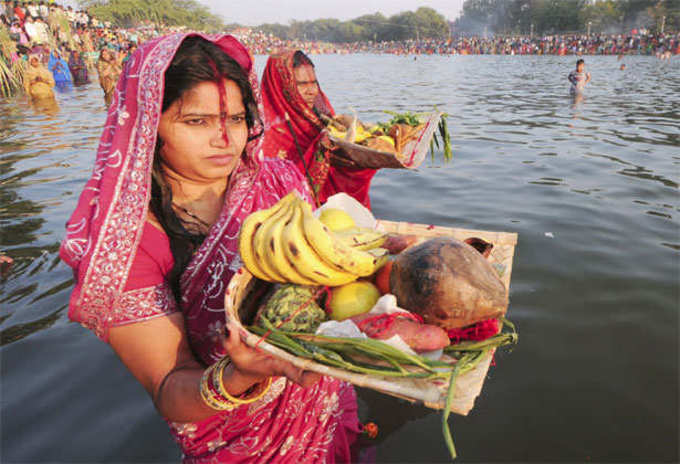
[60,33,309,345]
[260,50,376,208]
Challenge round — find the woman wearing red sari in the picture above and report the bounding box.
[60,33,360,463]
[261,50,376,208]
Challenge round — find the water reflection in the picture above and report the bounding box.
[0,305,65,346]
[29,97,60,116]
[1,56,678,462]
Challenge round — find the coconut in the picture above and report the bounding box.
[389,237,508,329]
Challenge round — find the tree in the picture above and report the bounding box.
[250,7,450,43]
[256,23,291,40]
[351,13,390,41]
[412,7,450,38]
[580,0,623,33]
[78,0,224,31]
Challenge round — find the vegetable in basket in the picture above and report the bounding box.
[259,284,327,333]
[324,110,452,162]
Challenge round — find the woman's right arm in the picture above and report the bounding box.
[109,312,319,423]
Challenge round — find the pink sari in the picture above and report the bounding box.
[60,33,360,463]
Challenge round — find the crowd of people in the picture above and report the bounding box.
[1,2,677,106]
[1,0,182,103]
[363,31,680,57]
[234,28,680,57]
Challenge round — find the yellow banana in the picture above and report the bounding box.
[252,194,295,282]
[300,200,382,277]
[328,126,346,139]
[238,199,284,281]
[377,135,395,147]
[333,227,387,251]
[281,198,358,286]
[263,198,318,285]
[353,125,373,143]
[366,247,391,269]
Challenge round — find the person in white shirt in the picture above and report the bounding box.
[23,15,39,44]
[567,59,591,95]
[26,1,38,18]
[38,1,48,19]
[66,6,76,23]
[33,16,50,45]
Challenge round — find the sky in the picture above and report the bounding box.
[197,0,466,26]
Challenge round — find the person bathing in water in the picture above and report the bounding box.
[568,58,591,95]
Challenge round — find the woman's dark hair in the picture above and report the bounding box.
[293,50,314,68]
[150,36,261,303]
[576,58,585,66]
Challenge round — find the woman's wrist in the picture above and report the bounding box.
[199,358,272,411]
[221,362,267,397]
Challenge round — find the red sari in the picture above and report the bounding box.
[260,50,376,209]
[60,33,360,463]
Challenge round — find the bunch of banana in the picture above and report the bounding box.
[327,123,374,144]
[325,115,397,151]
[238,193,389,286]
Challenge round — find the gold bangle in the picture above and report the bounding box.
[199,363,237,411]
[212,356,272,406]
[221,376,273,405]
[213,356,251,404]
[241,376,273,404]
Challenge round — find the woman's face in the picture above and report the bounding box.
[157,78,248,185]
[293,64,319,108]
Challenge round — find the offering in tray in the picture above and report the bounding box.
[231,193,519,460]
[322,110,453,169]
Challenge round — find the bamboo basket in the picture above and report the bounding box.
[327,112,443,170]
[224,221,517,415]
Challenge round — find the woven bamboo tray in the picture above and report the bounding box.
[327,112,443,170]
[224,221,517,415]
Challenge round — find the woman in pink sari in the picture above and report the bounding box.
[260,50,377,209]
[60,33,361,463]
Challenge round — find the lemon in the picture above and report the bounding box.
[319,208,356,231]
[329,281,381,321]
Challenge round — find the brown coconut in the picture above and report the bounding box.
[389,237,508,329]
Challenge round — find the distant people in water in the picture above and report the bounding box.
[48,49,73,88]
[620,64,626,71]
[68,50,89,86]
[568,58,590,95]
[24,54,55,100]
[96,48,122,107]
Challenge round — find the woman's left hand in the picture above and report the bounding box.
[222,322,321,394]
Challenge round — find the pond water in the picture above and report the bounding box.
[1,53,678,462]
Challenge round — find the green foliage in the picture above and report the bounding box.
[78,0,224,31]
[256,23,292,40]
[255,7,450,43]
[455,0,679,34]
[0,24,23,97]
